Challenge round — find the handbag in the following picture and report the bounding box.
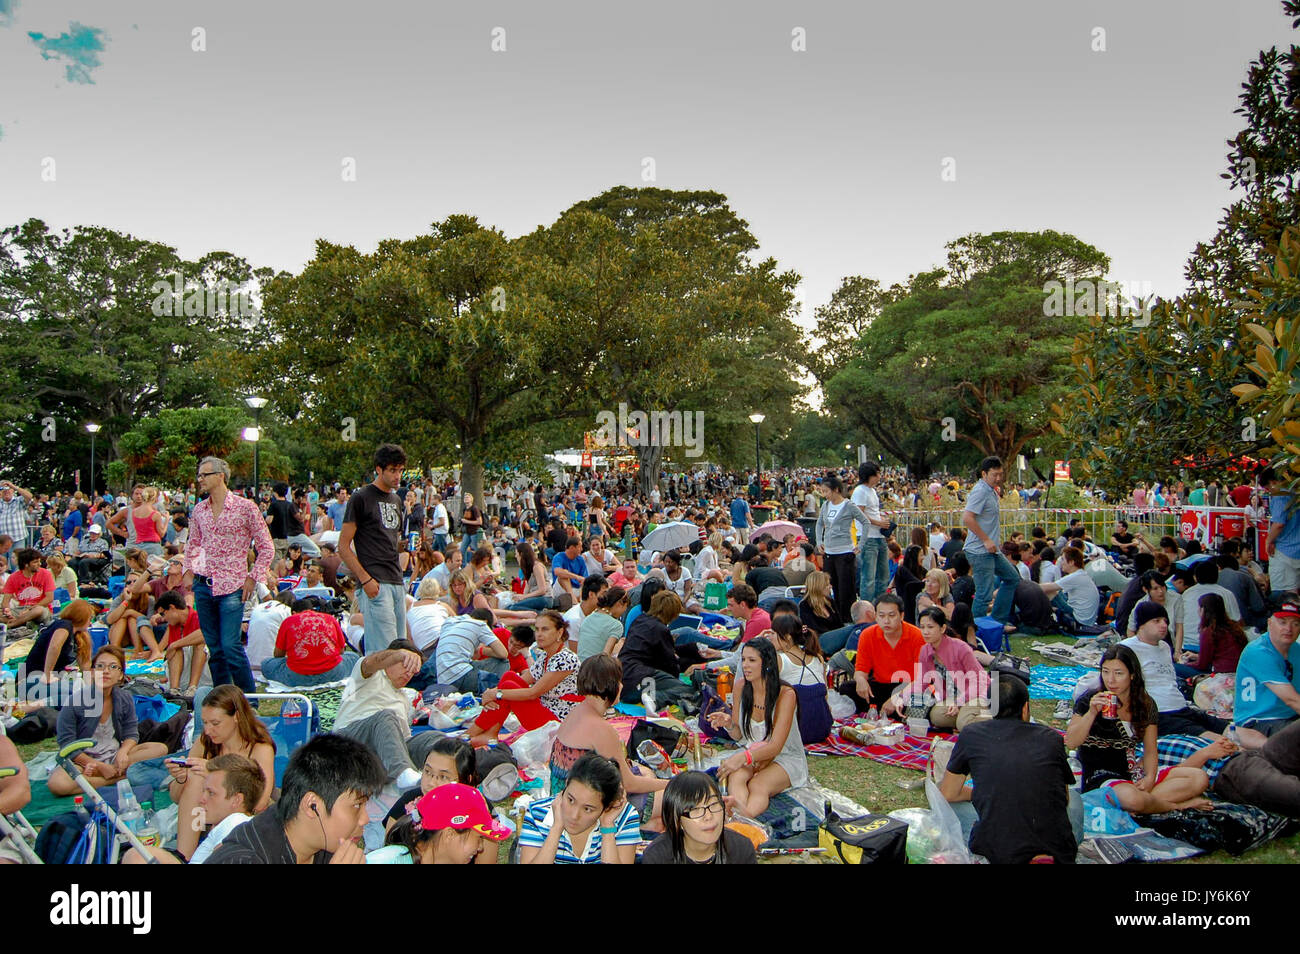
[791,654,833,744]
[818,802,909,864]
[988,651,1031,686]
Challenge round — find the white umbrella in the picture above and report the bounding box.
[639,521,700,554]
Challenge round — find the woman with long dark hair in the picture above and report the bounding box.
[1065,645,1219,814]
[511,541,554,612]
[1179,592,1248,677]
[641,771,758,864]
[705,637,806,817]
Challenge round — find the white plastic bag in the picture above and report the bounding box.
[509,721,559,771]
[886,781,977,864]
[827,690,856,720]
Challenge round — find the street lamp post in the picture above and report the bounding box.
[748,413,765,495]
[244,396,268,497]
[85,423,100,497]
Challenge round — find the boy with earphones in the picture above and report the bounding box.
[205,734,387,864]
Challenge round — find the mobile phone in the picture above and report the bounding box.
[166,757,190,767]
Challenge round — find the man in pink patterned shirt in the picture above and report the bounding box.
[182,456,275,692]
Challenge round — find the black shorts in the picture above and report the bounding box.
[1157,706,1228,737]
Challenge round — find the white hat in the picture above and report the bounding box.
[87,525,103,535]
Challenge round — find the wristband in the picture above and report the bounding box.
[744,748,754,766]
[599,826,619,835]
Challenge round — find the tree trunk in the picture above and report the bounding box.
[636,443,664,497]
[460,434,485,514]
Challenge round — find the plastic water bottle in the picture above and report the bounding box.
[867,704,879,724]
[73,795,91,826]
[281,698,304,720]
[137,801,161,848]
[116,783,143,836]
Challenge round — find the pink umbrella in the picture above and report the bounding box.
[753,520,805,540]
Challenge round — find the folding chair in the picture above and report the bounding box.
[0,767,42,864]
[247,693,316,790]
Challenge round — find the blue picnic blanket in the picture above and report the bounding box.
[1029,664,1093,700]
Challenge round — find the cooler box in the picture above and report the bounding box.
[89,624,109,654]
[975,616,1006,653]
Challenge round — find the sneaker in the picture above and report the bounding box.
[1053,700,1073,720]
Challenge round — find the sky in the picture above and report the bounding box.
[0,0,1294,331]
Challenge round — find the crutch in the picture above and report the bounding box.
[0,767,43,864]
[55,740,158,863]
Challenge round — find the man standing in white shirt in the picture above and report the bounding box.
[429,494,450,552]
[852,462,892,603]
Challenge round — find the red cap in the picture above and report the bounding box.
[409,783,510,841]
[1273,601,1300,619]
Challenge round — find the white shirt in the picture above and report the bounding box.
[563,603,587,646]
[1017,561,1031,582]
[929,532,947,554]
[851,484,883,540]
[334,659,413,735]
[1056,569,1100,625]
[247,602,292,672]
[188,812,252,865]
[780,652,826,687]
[430,503,449,534]
[407,601,452,652]
[1039,562,1061,585]
[1120,636,1186,712]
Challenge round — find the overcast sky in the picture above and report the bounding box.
[1,0,1292,328]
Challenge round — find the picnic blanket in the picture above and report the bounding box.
[807,726,949,771]
[1029,664,1093,700]
[126,657,167,680]
[13,775,175,830]
[1030,640,1109,668]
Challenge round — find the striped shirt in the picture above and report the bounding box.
[518,795,640,863]
[0,496,29,548]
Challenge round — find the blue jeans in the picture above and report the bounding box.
[968,549,1020,623]
[357,581,408,655]
[820,624,864,656]
[512,595,554,612]
[671,622,734,649]
[432,533,447,553]
[460,531,483,562]
[261,652,359,687]
[193,577,253,692]
[858,536,890,603]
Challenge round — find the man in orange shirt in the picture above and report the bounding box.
[853,593,924,713]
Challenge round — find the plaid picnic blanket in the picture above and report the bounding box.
[1146,734,1234,784]
[1029,664,1093,700]
[807,726,950,771]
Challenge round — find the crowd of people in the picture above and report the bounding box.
[1,442,1298,865]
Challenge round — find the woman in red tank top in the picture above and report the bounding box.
[133,487,167,551]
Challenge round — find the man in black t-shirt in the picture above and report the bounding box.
[941,676,1080,864]
[206,734,385,865]
[338,444,407,654]
[266,483,307,563]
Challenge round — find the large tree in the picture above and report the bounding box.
[0,218,258,489]
[526,187,804,492]
[248,215,579,504]
[825,231,1107,475]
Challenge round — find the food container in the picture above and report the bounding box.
[906,717,930,740]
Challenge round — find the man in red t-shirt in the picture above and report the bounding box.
[726,584,771,642]
[1229,483,1254,508]
[1,548,55,633]
[853,594,924,712]
[262,598,359,687]
[156,590,208,694]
